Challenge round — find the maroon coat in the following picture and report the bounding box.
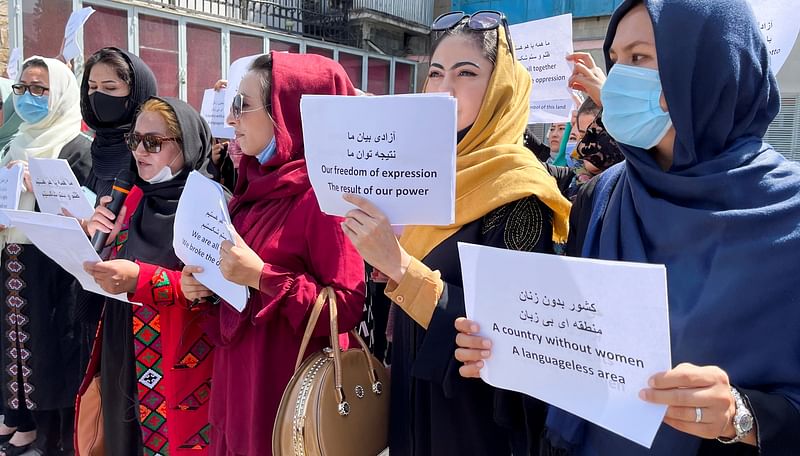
[205,51,365,456]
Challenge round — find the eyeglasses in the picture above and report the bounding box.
[124,132,181,154]
[431,10,515,58]
[11,84,50,97]
[230,93,267,120]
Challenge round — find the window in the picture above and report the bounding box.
[186,24,222,109]
[22,0,72,60]
[138,15,179,97]
[270,40,300,54]
[306,46,334,59]
[83,5,128,56]
[339,52,363,89]
[367,58,390,95]
[231,32,264,61]
[394,62,415,94]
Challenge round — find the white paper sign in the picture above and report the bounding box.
[0,209,131,303]
[61,7,95,62]
[0,164,24,211]
[6,48,20,82]
[28,158,94,219]
[223,54,260,121]
[749,0,800,74]
[459,243,671,448]
[301,94,457,225]
[201,88,234,139]
[173,171,248,312]
[510,14,575,123]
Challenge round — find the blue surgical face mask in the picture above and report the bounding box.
[14,92,49,125]
[600,64,673,150]
[257,137,277,165]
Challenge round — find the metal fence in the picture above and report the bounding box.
[137,0,360,46]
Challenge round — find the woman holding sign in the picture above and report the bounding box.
[180,53,366,456]
[0,57,92,456]
[341,13,572,456]
[456,0,800,454]
[79,97,214,455]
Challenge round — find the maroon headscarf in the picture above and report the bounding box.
[221,51,356,339]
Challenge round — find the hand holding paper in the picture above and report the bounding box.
[218,226,264,290]
[83,259,141,295]
[341,194,411,283]
[172,171,248,311]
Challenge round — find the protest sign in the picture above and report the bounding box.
[460,243,671,448]
[61,7,95,62]
[0,209,131,302]
[173,171,248,312]
[29,158,95,219]
[510,14,575,123]
[749,0,800,74]
[201,88,235,139]
[301,94,456,225]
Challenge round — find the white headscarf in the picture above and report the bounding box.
[1,57,83,245]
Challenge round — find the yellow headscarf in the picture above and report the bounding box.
[400,27,571,260]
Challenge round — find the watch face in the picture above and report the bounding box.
[736,413,754,433]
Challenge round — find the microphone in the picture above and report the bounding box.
[92,170,135,252]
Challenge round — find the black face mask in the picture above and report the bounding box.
[89,91,129,125]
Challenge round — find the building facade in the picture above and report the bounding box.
[5,0,433,110]
[450,0,800,161]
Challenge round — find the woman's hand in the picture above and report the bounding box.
[60,207,90,235]
[640,363,753,444]
[219,228,264,289]
[341,194,411,283]
[213,79,228,91]
[567,53,607,106]
[181,265,214,301]
[6,160,31,192]
[454,318,492,378]
[86,195,127,243]
[83,259,140,294]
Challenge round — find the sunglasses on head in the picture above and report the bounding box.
[124,132,181,154]
[431,10,515,58]
[230,92,268,120]
[12,83,49,97]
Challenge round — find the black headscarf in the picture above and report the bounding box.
[80,47,158,197]
[575,115,623,171]
[118,97,211,270]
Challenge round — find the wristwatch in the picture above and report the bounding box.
[717,387,754,444]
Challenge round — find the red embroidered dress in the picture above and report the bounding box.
[77,186,213,455]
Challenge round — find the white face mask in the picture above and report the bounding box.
[143,150,182,184]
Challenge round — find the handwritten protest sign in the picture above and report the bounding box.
[460,243,671,448]
[173,171,248,312]
[748,0,800,74]
[510,14,575,123]
[301,94,456,225]
[61,7,95,62]
[0,209,131,303]
[29,158,94,219]
[201,88,234,139]
[0,164,24,211]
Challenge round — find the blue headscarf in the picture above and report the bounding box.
[545,0,800,454]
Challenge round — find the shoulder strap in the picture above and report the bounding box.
[294,288,330,371]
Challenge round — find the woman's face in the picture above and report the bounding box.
[547,123,566,152]
[132,111,185,181]
[425,35,494,132]
[226,71,274,156]
[19,66,50,97]
[87,62,131,97]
